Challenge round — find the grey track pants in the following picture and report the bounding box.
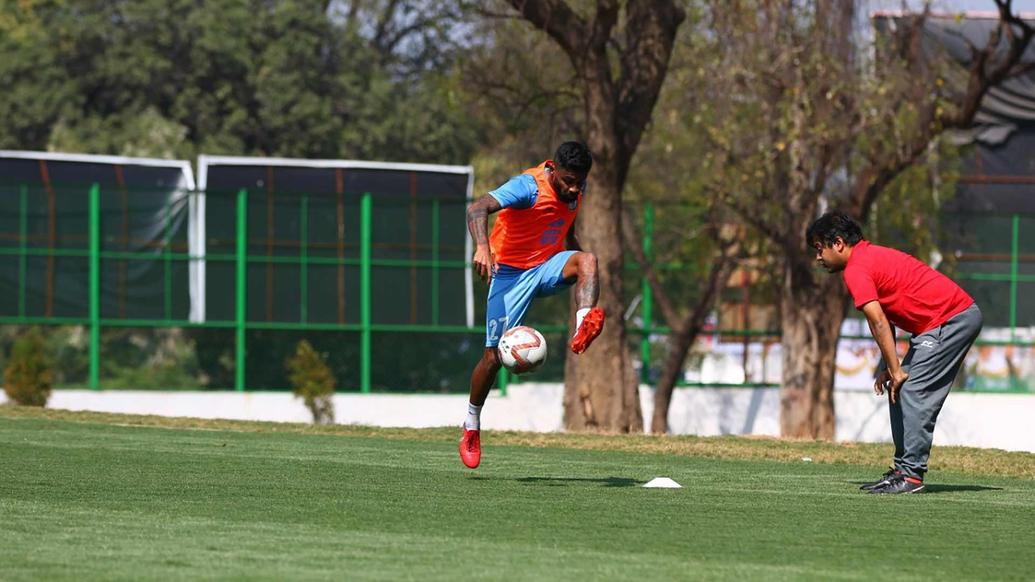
[891,303,983,479]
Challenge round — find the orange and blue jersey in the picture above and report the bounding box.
[488,162,581,269]
[482,161,584,347]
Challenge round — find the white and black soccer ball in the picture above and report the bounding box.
[497,326,547,374]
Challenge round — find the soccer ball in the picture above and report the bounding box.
[497,326,547,374]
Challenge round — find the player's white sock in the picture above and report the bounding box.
[575,307,591,330]
[464,402,482,430]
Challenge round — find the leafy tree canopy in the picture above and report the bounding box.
[0,0,482,164]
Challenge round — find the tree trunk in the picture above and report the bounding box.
[649,246,736,434]
[778,258,848,439]
[506,0,683,433]
[650,324,695,434]
[562,135,642,432]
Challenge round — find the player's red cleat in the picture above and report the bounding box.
[459,428,481,469]
[570,307,605,354]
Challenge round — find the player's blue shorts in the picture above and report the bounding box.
[484,251,577,347]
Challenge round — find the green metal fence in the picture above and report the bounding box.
[0,184,1031,393]
[0,181,472,392]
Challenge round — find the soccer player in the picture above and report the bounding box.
[459,141,605,469]
[807,211,983,494]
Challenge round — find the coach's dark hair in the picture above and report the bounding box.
[554,141,593,173]
[805,210,864,247]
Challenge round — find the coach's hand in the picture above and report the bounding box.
[473,244,496,284]
[874,368,909,404]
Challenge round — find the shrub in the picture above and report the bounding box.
[286,340,336,424]
[4,328,54,407]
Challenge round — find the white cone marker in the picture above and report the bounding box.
[643,477,682,488]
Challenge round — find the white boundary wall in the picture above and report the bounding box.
[5,384,1033,453]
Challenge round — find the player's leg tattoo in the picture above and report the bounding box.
[573,253,598,308]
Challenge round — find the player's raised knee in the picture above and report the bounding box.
[575,251,597,276]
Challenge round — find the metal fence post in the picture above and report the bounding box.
[300,195,309,324]
[1011,214,1019,341]
[498,367,508,396]
[89,183,101,390]
[640,202,654,385]
[361,192,372,393]
[235,188,248,392]
[18,184,27,318]
[163,195,174,320]
[432,198,440,326]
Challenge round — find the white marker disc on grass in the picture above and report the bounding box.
[643,477,682,488]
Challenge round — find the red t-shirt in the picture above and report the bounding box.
[842,240,973,335]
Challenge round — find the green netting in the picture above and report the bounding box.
[1,155,1034,394]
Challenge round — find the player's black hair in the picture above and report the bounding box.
[805,210,864,247]
[554,141,593,173]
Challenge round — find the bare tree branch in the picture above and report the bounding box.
[623,203,742,434]
[853,4,1035,219]
[615,1,686,156]
[719,188,789,249]
[506,0,585,57]
[373,0,402,49]
[943,2,1034,126]
[621,209,680,327]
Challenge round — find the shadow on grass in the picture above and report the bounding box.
[849,481,1003,493]
[923,484,1003,493]
[513,476,642,488]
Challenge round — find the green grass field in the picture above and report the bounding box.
[2,407,1034,581]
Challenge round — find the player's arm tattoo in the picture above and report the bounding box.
[466,195,501,246]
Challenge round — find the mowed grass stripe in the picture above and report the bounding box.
[0,412,1033,581]
[1,501,878,582]
[4,406,1034,479]
[4,417,1030,502]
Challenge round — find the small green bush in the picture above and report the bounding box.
[4,328,54,407]
[286,340,336,424]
